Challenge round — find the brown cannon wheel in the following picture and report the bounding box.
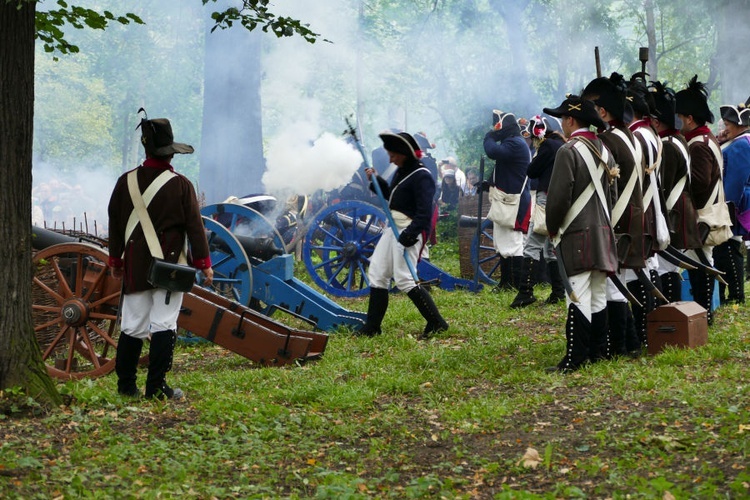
[32,243,125,380]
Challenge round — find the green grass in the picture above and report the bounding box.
[2,232,749,498]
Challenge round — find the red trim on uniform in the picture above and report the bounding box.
[683,125,711,142]
[142,158,175,171]
[192,256,212,270]
[569,130,598,141]
[658,128,680,138]
[628,119,649,132]
[109,256,123,268]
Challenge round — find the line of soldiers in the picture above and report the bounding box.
[483,72,750,372]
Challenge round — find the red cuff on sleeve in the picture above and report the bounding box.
[192,256,212,270]
[109,257,123,268]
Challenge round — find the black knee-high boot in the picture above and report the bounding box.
[510,257,538,308]
[688,269,714,326]
[724,239,745,304]
[545,261,566,304]
[145,330,183,400]
[357,287,389,337]
[547,304,590,372]
[511,256,525,290]
[407,286,449,340]
[493,257,515,292]
[627,279,653,349]
[607,301,629,357]
[116,333,143,397]
[589,309,610,362]
[660,272,683,303]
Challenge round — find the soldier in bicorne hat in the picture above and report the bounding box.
[648,80,703,302]
[714,98,750,304]
[543,95,618,372]
[675,75,723,325]
[582,72,646,358]
[357,132,449,340]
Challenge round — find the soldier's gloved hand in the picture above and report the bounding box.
[476,180,491,192]
[398,229,419,247]
[485,129,504,142]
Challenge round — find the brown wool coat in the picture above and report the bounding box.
[546,137,619,277]
[108,163,210,294]
[599,126,646,269]
[659,135,703,249]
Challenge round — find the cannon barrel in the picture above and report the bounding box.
[32,226,82,250]
[234,234,284,261]
[332,212,383,236]
[458,215,485,228]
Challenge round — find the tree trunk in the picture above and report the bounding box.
[199,8,265,205]
[0,1,62,407]
[644,0,658,80]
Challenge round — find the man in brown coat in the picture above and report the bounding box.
[544,95,618,372]
[649,81,703,302]
[583,73,646,357]
[108,114,213,399]
[676,76,724,325]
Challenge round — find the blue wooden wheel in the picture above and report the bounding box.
[201,216,253,305]
[470,218,502,285]
[302,201,386,298]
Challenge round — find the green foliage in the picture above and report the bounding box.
[203,0,322,42]
[35,0,143,57]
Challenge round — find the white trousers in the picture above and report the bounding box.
[567,270,608,322]
[120,289,183,340]
[492,223,524,257]
[368,228,422,293]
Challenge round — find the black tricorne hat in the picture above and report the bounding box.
[675,75,714,124]
[582,72,628,121]
[379,131,422,160]
[138,113,194,156]
[648,80,678,129]
[720,98,750,127]
[543,94,606,130]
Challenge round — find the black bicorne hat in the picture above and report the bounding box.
[675,75,714,124]
[379,131,422,160]
[627,73,655,117]
[137,109,194,156]
[648,80,678,129]
[719,98,750,127]
[582,72,628,121]
[543,94,606,130]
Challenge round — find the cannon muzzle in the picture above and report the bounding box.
[32,226,80,250]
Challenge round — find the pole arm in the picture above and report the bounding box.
[344,117,420,282]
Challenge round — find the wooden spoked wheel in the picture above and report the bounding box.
[32,243,124,380]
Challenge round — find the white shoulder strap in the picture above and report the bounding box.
[124,170,183,261]
[664,137,689,210]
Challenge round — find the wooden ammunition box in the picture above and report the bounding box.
[646,301,708,355]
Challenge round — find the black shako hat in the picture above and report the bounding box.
[648,80,678,129]
[675,75,714,124]
[138,112,194,157]
[582,72,628,121]
[543,94,606,130]
[379,131,422,160]
[720,98,750,127]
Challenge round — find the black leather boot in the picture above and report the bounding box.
[688,268,713,326]
[145,330,183,400]
[606,301,628,357]
[407,286,449,340]
[660,272,683,303]
[510,257,538,309]
[356,287,389,337]
[116,333,143,397]
[511,256,525,290]
[545,261,566,304]
[589,309,610,362]
[492,257,515,292]
[719,239,746,304]
[627,279,653,349]
[547,304,590,372]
